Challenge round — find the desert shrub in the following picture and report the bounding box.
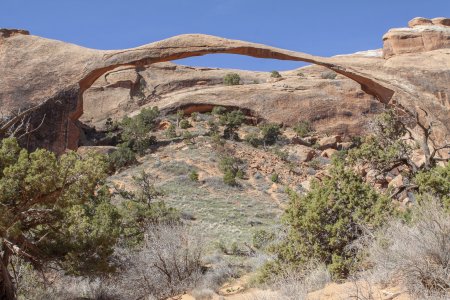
[176,109,184,127]
[116,171,180,245]
[297,72,305,77]
[210,132,225,147]
[120,106,159,155]
[164,123,177,139]
[270,71,282,78]
[191,111,199,121]
[219,155,243,186]
[253,262,331,300]
[108,142,137,171]
[219,110,245,140]
[253,229,276,249]
[183,130,195,144]
[109,224,204,299]
[245,132,261,147]
[189,170,199,182]
[320,71,337,79]
[260,123,282,146]
[308,157,322,170]
[365,196,450,298]
[180,119,191,129]
[271,147,289,161]
[414,161,450,209]
[273,160,393,279]
[293,121,312,138]
[348,110,411,173]
[270,173,279,183]
[212,106,227,115]
[223,169,237,186]
[223,73,241,85]
[207,119,219,135]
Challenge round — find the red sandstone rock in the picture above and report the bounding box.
[0,20,449,154]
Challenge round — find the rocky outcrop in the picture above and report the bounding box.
[383,17,450,58]
[1,18,449,153]
[81,62,383,137]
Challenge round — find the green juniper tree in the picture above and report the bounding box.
[219,110,245,140]
[0,138,121,299]
[267,159,392,280]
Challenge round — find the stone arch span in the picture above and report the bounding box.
[79,34,395,105]
[1,32,411,153]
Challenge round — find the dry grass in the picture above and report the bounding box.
[245,262,331,300]
[365,197,450,299]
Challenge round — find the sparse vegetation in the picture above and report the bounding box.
[212,106,227,115]
[270,173,279,183]
[320,71,337,79]
[189,170,199,181]
[109,142,137,170]
[219,155,244,186]
[164,123,177,139]
[260,123,282,147]
[224,73,241,85]
[191,111,199,121]
[180,119,192,129]
[245,132,261,147]
[219,110,245,140]
[293,121,312,138]
[270,71,282,78]
[364,197,450,298]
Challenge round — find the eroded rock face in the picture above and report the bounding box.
[81,62,383,137]
[1,21,449,153]
[383,17,450,58]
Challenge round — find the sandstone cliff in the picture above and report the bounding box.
[0,17,449,153]
[81,62,383,138]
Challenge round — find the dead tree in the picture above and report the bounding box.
[406,108,450,170]
[0,102,46,142]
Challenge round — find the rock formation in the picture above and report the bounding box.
[383,17,450,58]
[0,17,449,153]
[81,62,383,137]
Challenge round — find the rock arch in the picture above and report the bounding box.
[1,32,447,153]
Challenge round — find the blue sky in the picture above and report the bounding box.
[2,0,449,71]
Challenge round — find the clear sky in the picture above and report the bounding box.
[2,0,449,71]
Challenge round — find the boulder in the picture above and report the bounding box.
[408,17,433,28]
[388,174,405,189]
[317,135,341,150]
[321,148,338,158]
[432,17,450,27]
